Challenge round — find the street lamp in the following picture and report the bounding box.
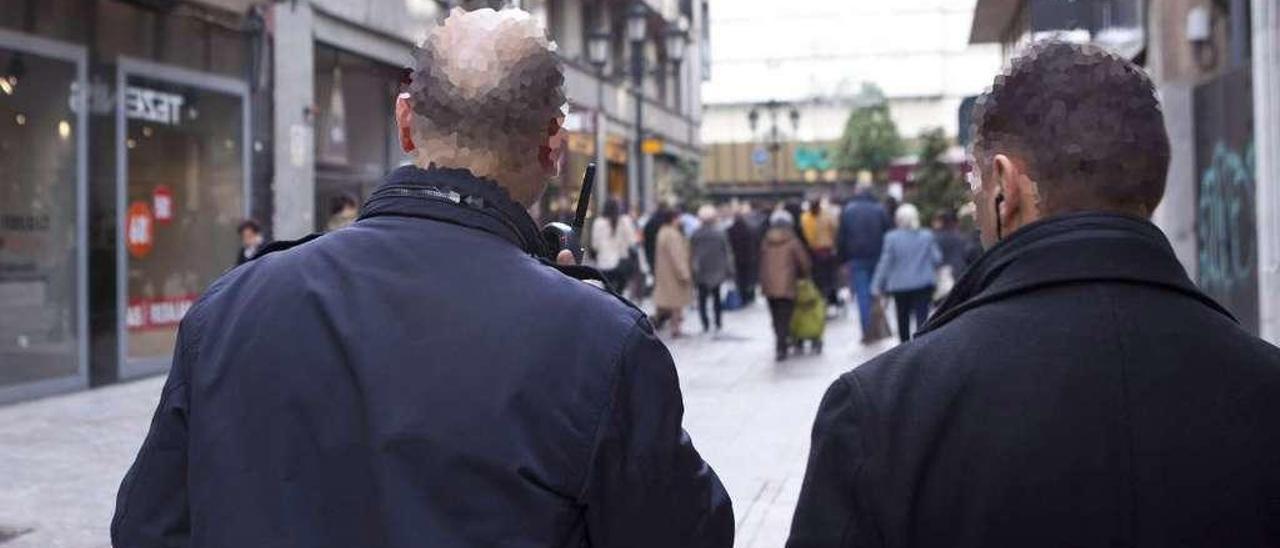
[627,2,649,212]
[747,100,800,187]
[587,29,610,213]
[665,17,688,112]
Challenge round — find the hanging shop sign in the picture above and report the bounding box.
[124,86,185,125]
[152,185,173,224]
[126,201,154,259]
[642,137,664,155]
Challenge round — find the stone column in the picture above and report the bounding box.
[271,1,316,240]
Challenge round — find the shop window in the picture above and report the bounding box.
[0,45,82,388]
[122,73,243,365]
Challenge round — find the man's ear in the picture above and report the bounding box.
[395,94,416,153]
[992,153,1019,227]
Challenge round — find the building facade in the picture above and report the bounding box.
[0,0,706,403]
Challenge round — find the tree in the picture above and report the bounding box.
[911,127,968,223]
[833,83,904,181]
[668,158,706,210]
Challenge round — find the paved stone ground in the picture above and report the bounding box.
[666,300,895,548]
[0,298,895,547]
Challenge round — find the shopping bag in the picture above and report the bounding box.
[866,297,894,342]
[790,279,826,340]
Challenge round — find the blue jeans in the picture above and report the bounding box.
[847,259,877,337]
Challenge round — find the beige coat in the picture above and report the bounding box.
[653,224,694,310]
[759,227,812,299]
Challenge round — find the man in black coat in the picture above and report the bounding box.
[837,182,892,342]
[112,9,732,548]
[788,40,1280,547]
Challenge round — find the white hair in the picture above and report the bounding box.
[697,204,717,222]
[895,203,921,230]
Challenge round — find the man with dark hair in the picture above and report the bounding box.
[788,41,1280,547]
[234,219,267,265]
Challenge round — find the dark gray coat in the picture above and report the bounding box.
[690,224,736,287]
[789,213,1280,548]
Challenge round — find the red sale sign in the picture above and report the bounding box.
[126,294,197,331]
[153,185,173,223]
[126,201,154,259]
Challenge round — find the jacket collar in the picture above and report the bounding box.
[918,212,1235,335]
[359,164,548,257]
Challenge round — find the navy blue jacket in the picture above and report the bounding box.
[788,213,1280,547]
[836,193,891,263]
[112,166,733,548]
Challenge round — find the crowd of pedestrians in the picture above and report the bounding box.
[579,188,983,353]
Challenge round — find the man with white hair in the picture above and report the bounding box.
[112,9,732,547]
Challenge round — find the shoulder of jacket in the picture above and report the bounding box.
[251,232,325,261]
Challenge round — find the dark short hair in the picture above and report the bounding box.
[237,219,262,234]
[971,40,1170,214]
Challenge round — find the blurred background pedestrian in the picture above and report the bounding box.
[760,209,811,361]
[872,203,941,342]
[653,209,693,337]
[837,181,892,343]
[690,205,735,333]
[800,197,840,309]
[930,209,972,301]
[728,202,765,306]
[326,193,359,231]
[590,198,639,295]
[235,219,267,266]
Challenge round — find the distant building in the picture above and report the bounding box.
[699,0,1000,200]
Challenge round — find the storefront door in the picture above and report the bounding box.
[0,30,88,403]
[116,58,249,378]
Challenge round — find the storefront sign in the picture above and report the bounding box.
[642,137,664,155]
[126,294,197,331]
[124,86,185,125]
[126,201,154,259]
[152,185,173,223]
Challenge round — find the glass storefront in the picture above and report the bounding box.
[119,61,246,373]
[0,33,85,399]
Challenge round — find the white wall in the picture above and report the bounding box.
[701,96,966,145]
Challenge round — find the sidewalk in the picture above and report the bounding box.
[663,299,895,547]
[0,298,894,547]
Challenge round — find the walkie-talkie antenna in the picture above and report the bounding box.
[572,162,597,233]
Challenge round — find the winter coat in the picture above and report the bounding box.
[591,215,638,271]
[800,210,838,251]
[653,224,694,310]
[759,227,811,299]
[727,215,763,284]
[690,224,736,287]
[112,165,734,548]
[871,228,942,294]
[787,213,1280,548]
[836,192,892,263]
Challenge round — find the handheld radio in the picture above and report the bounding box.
[542,162,596,262]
